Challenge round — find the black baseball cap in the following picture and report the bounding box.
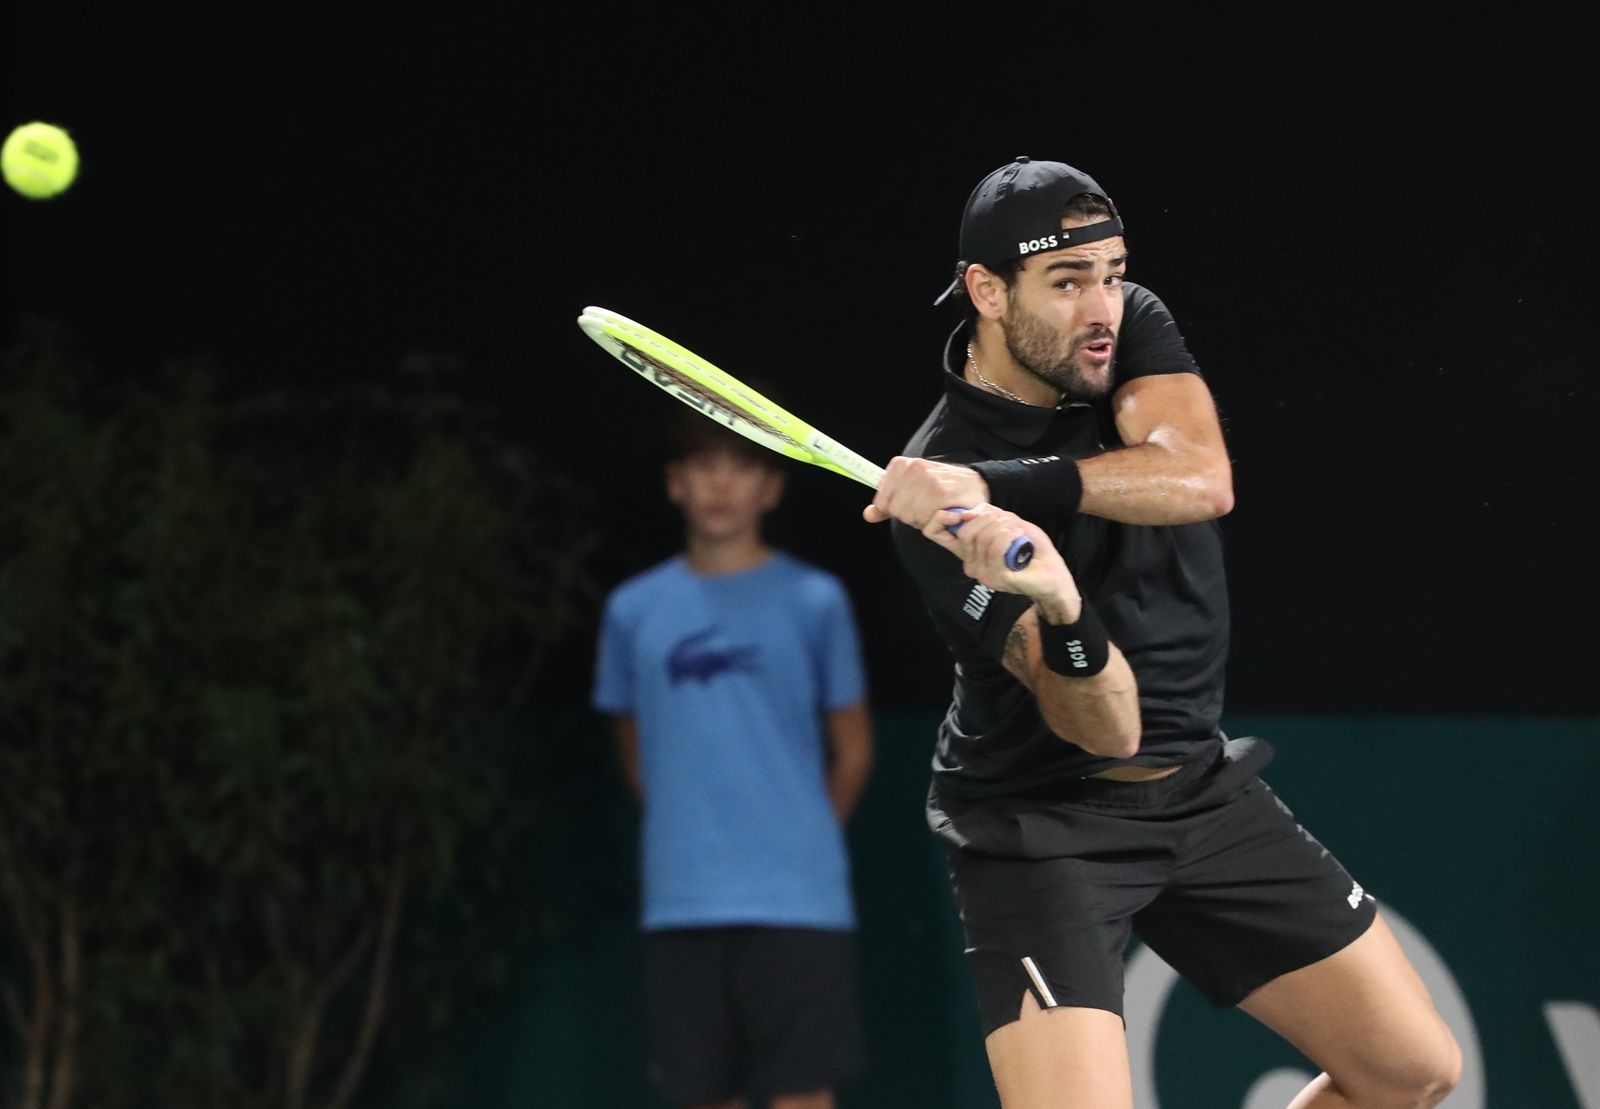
[933,156,1124,305]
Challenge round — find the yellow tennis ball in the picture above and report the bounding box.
[2,122,79,200]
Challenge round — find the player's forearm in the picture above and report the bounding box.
[1009,613,1142,757]
[945,505,1140,756]
[1077,440,1233,524]
[1037,656,1141,757]
[971,442,1229,531]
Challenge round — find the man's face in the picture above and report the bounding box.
[999,221,1128,403]
[666,447,784,542]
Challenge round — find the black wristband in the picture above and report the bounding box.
[970,455,1083,528]
[1038,600,1111,677]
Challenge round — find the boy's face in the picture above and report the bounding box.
[666,447,784,543]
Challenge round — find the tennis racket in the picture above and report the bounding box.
[576,305,1032,570]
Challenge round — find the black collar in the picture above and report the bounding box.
[940,320,1086,450]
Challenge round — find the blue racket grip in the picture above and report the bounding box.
[945,507,1034,570]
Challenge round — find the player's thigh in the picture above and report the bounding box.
[730,927,864,1099]
[951,847,1154,1108]
[1239,913,1461,1100]
[645,929,741,1106]
[1134,771,1377,1010]
[985,990,1132,1109]
[950,847,1159,1036]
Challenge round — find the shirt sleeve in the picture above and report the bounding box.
[890,521,1032,667]
[813,577,867,711]
[590,593,636,714]
[1115,283,1202,383]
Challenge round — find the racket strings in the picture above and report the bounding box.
[631,347,801,448]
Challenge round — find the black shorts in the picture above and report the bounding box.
[644,925,864,1105]
[935,736,1378,1037]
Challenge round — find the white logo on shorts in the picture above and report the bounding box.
[1347,881,1367,909]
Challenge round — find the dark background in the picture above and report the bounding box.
[6,8,1595,716]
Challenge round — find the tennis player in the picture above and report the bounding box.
[593,406,873,1109]
[866,157,1461,1108]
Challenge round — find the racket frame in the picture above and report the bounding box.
[578,306,883,489]
[576,305,1032,571]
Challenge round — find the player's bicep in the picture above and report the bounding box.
[1111,372,1227,453]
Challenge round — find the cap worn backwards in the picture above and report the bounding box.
[934,155,1124,306]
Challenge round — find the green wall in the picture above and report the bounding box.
[443,714,1600,1108]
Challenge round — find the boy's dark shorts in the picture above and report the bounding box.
[644,925,864,1105]
[935,736,1378,1037]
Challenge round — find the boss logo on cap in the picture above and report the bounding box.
[1018,235,1059,256]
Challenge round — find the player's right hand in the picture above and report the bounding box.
[864,457,989,528]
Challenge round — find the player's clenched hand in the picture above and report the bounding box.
[925,505,1083,617]
[863,457,989,527]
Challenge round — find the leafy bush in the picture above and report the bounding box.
[0,327,595,1109]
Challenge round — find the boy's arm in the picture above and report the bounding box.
[824,700,873,822]
[611,714,642,801]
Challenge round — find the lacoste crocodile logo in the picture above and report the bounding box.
[667,626,760,685]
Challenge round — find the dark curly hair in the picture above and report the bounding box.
[662,387,786,471]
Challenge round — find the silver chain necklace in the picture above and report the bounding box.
[967,342,1031,405]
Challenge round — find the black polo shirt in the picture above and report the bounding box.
[891,282,1229,802]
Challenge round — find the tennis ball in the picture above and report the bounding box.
[2,122,79,200]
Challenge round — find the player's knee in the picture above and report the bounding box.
[1354,1023,1461,1107]
[1422,1027,1464,1103]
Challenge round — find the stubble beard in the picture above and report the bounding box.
[1001,304,1117,404]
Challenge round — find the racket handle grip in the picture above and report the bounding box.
[1002,535,1035,571]
[945,508,1035,571]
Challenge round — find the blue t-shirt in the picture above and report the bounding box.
[592,551,866,931]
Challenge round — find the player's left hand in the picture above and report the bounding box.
[925,504,1081,613]
[863,457,989,527]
